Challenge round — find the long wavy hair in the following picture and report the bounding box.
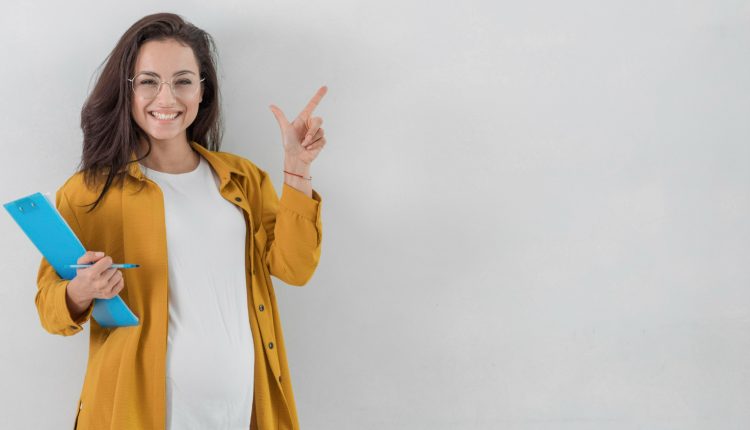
[78,12,222,212]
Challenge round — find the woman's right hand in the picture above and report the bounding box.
[68,251,125,302]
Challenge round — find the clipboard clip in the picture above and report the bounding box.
[14,197,40,214]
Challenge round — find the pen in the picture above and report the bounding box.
[68,264,140,269]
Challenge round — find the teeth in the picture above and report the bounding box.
[151,111,179,120]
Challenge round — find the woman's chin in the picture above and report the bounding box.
[143,129,186,143]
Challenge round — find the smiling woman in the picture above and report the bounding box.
[35,11,327,430]
[78,15,224,203]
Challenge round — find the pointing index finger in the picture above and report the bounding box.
[298,86,328,121]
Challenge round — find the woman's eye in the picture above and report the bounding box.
[139,79,157,85]
[175,79,192,85]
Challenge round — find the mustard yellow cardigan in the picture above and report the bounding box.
[35,141,322,429]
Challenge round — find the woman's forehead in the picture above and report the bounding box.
[134,39,199,75]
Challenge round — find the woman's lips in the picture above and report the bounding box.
[149,111,182,122]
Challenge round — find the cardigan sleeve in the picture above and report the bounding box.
[258,170,322,286]
[34,188,94,336]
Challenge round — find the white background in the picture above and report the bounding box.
[1,1,748,429]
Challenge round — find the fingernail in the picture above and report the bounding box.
[95,251,104,257]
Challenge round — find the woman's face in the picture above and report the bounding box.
[130,38,204,147]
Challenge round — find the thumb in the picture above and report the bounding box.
[77,250,105,265]
[269,104,290,133]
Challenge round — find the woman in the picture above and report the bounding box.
[35,12,326,430]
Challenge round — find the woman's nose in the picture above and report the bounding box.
[154,82,177,102]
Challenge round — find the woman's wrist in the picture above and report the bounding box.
[284,158,310,175]
[283,158,313,197]
[66,280,93,320]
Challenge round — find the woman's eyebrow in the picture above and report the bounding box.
[137,70,198,77]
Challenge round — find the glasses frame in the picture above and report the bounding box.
[127,73,206,99]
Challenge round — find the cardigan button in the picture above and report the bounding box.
[258,304,265,312]
[235,197,242,202]
[268,342,274,349]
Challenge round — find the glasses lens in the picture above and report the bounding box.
[132,74,160,99]
[173,77,200,98]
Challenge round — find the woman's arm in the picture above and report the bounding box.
[35,189,94,336]
[258,169,322,286]
[263,86,327,284]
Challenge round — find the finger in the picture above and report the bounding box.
[101,282,122,299]
[107,277,124,299]
[91,255,114,276]
[303,128,324,148]
[106,272,123,294]
[305,137,326,151]
[269,104,290,132]
[102,268,121,283]
[114,279,125,295]
[77,250,105,265]
[301,119,323,146]
[297,86,328,122]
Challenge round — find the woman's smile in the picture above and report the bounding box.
[149,110,183,122]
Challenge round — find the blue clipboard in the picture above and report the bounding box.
[3,192,139,328]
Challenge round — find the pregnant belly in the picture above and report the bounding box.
[166,331,255,399]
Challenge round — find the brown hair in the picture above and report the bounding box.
[78,12,222,212]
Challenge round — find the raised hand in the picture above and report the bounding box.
[269,86,328,166]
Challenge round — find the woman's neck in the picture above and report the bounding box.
[137,137,200,174]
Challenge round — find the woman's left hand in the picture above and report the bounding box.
[269,86,328,166]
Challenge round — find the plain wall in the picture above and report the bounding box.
[1,1,748,428]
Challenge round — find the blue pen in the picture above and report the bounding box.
[68,263,140,269]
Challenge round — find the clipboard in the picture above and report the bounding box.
[3,191,139,328]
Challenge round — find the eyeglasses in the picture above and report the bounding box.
[127,72,205,99]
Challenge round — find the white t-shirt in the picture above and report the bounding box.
[140,154,254,430]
